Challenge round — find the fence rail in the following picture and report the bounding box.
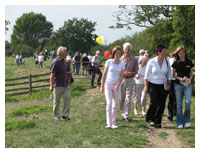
[5,72,50,96]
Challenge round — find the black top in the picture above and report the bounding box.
[50,57,69,87]
[82,56,89,66]
[172,58,194,84]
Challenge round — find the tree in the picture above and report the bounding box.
[110,5,175,29]
[111,5,195,58]
[52,18,97,54]
[170,6,195,58]
[5,20,10,34]
[11,12,53,55]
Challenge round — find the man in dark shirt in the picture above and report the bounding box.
[50,46,71,121]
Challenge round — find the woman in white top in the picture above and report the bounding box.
[134,56,148,116]
[144,44,171,128]
[100,46,125,129]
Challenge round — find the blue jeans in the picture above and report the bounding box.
[174,83,192,126]
[75,64,80,75]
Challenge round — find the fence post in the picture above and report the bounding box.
[29,74,32,93]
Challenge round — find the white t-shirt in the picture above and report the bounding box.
[105,59,125,83]
[134,65,146,84]
[88,55,93,62]
[144,56,171,84]
[38,55,44,62]
[16,55,19,59]
[168,57,175,80]
[91,56,99,67]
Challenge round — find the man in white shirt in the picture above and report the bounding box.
[38,53,44,68]
[91,51,102,87]
[16,54,20,65]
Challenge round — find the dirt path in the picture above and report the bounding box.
[86,87,188,148]
[144,119,187,148]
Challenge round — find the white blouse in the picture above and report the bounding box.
[144,56,171,84]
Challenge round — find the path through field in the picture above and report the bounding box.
[86,87,188,148]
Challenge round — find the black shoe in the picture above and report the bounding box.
[167,116,173,121]
[97,83,101,86]
[155,124,162,128]
[120,118,125,121]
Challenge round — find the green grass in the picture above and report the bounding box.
[5,93,149,148]
[5,95,19,103]
[158,132,169,140]
[9,105,52,117]
[5,120,36,131]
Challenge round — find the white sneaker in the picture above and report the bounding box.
[142,111,146,116]
[134,109,138,115]
[105,124,111,128]
[184,123,191,128]
[111,125,118,129]
[177,125,183,129]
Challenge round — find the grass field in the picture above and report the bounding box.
[5,57,195,148]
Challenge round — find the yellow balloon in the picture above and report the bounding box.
[96,36,103,45]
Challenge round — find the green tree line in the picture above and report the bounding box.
[5,5,194,59]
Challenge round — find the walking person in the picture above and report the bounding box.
[100,46,125,129]
[167,54,177,121]
[119,42,138,122]
[144,44,171,128]
[135,49,145,62]
[38,52,44,68]
[88,53,93,75]
[74,51,81,75]
[172,46,194,128]
[91,51,102,87]
[50,46,71,121]
[134,56,148,116]
[82,53,89,76]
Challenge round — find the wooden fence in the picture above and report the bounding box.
[5,72,50,96]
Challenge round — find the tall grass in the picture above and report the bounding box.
[5,120,36,131]
[9,105,52,117]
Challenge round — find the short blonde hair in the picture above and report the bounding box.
[139,56,148,64]
[57,46,67,56]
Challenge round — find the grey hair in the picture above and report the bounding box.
[96,50,100,55]
[57,46,67,56]
[123,42,132,50]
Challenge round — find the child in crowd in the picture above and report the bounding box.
[134,56,148,116]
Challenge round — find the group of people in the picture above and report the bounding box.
[49,43,194,130]
[64,51,103,87]
[15,54,25,65]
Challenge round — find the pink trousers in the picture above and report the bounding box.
[105,81,121,125]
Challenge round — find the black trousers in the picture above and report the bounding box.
[91,68,102,86]
[146,82,168,124]
[167,80,177,117]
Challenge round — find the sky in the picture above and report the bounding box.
[5,5,145,45]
